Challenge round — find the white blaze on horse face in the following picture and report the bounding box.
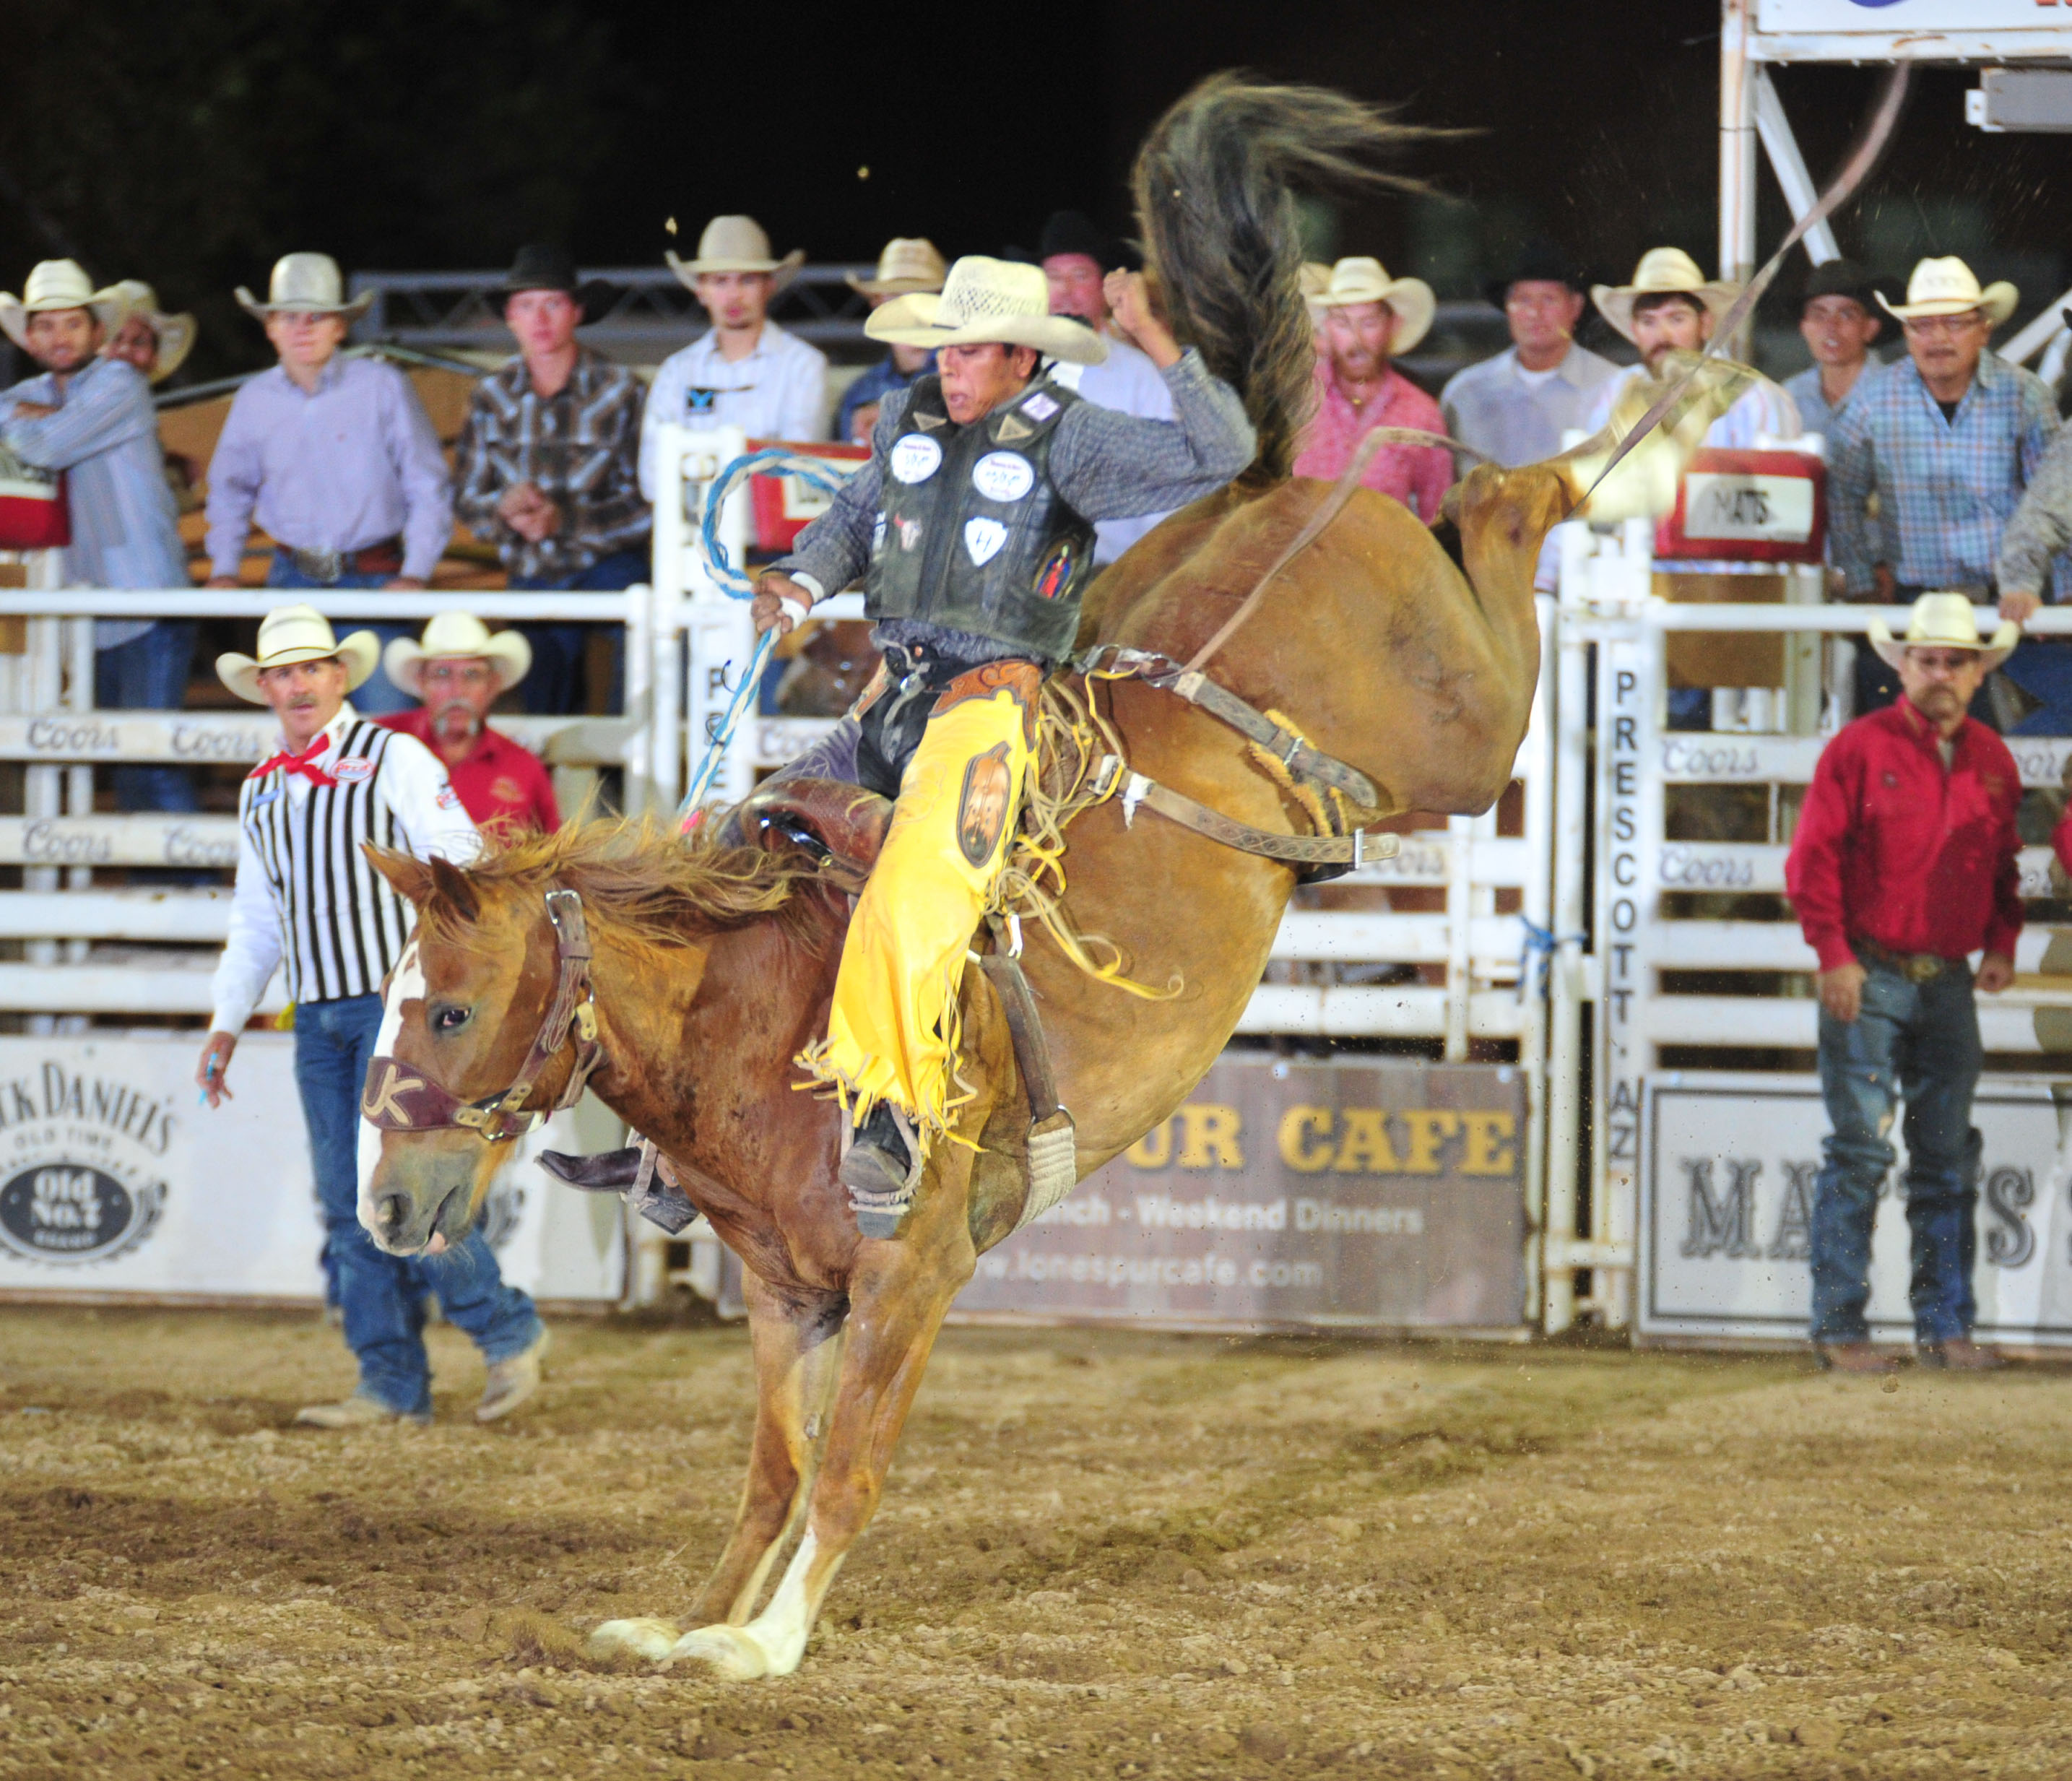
[357,941,425,1236]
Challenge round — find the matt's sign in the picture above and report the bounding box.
[954,1055,1527,1332]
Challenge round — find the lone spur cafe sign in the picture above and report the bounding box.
[953,1055,1528,1333]
[0,1057,172,1265]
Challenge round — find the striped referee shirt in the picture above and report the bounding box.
[209,704,479,1033]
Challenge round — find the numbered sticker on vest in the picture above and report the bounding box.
[963,517,1008,566]
[890,434,942,485]
[971,451,1036,503]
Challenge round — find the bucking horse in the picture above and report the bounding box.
[352,77,1735,1678]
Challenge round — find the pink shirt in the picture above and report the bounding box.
[1292,364,1453,520]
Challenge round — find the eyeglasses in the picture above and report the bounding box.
[421,662,494,686]
[1902,313,1984,337]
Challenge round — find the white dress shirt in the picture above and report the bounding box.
[209,704,480,1034]
[1052,335,1177,563]
[638,321,830,498]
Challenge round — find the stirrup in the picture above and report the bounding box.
[841,1105,922,1239]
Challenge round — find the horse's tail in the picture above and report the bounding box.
[1130,74,1439,482]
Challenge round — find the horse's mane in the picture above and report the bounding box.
[441,817,831,951]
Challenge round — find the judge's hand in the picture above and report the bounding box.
[1977,952,2016,994]
[1818,962,1866,1024]
[1104,270,1181,370]
[2001,589,2042,625]
[196,1031,237,1108]
[751,571,813,636]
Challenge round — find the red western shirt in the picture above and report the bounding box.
[1785,699,2022,973]
[375,710,560,836]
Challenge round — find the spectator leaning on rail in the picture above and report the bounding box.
[1784,593,2023,1375]
[0,261,196,815]
[196,604,548,1427]
[1440,240,1618,470]
[1293,256,1452,521]
[1829,258,2063,726]
[452,246,649,716]
[203,254,453,715]
[1995,360,2072,691]
[638,214,829,501]
[376,612,560,836]
[838,238,947,446]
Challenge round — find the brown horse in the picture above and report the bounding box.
[353,80,1700,1678]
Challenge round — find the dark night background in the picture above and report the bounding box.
[3,0,2070,381]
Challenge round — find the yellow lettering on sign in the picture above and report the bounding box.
[1460,1111,1517,1175]
[1278,1106,1335,1173]
[1398,1110,1462,1174]
[1332,1108,1401,1174]
[1124,1119,1172,1169]
[1176,1104,1244,1170]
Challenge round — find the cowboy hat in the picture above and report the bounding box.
[866,256,1108,365]
[1868,591,2018,672]
[1483,238,1587,311]
[383,611,532,701]
[847,238,948,298]
[1312,257,1436,355]
[1798,257,1888,316]
[1592,248,1740,344]
[216,604,380,704]
[235,253,374,322]
[0,261,132,352]
[495,244,618,326]
[1037,209,1128,270]
[1877,256,2018,327]
[100,280,196,383]
[665,215,805,294]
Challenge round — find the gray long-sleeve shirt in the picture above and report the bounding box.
[1999,421,2072,601]
[778,347,1254,651]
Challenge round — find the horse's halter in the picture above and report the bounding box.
[360,886,604,1143]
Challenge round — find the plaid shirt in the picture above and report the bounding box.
[453,348,650,581]
[1828,352,2065,599]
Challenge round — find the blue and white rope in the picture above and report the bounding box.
[678,448,860,822]
[1517,917,1586,1004]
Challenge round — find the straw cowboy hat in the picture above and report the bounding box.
[847,238,948,298]
[0,260,132,352]
[235,253,374,322]
[383,612,532,701]
[101,280,196,383]
[866,256,1108,365]
[1592,248,1739,344]
[1312,257,1436,355]
[665,215,805,294]
[1877,256,2018,327]
[1867,592,2018,673]
[216,604,380,704]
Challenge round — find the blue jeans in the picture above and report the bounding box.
[293,992,541,1415]
[1998,638,2072,737]
[95,621,197,812]
[1810,960,1982,1345]
[508,548,646,714]
[265,552,414,715]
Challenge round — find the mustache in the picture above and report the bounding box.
[431,698,482,730]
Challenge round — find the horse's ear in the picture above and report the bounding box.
[428,854,482,925]
[365,844,435,906]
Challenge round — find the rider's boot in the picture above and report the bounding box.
[841,1103,921,1239]
[537,1147,643,1190]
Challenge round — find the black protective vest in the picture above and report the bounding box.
[865,375,1096,664]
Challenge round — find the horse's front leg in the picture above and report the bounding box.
[665,1144,981,1679]
[590,1273,845,1663]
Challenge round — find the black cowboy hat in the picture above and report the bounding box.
[1798,257,1891,315]
[496,244,618,326]
[1037,209,1139,272]
[1483,239,1588,310]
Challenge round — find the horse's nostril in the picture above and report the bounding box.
[377,1193,409,1236]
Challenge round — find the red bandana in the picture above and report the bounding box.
[253,734,339,788]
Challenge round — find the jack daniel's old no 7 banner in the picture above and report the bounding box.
[952,1054,1529,1333]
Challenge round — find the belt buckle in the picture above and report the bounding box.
[296,547,344,585]
[1905,956,1941,984]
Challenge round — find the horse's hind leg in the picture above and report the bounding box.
[590,1275,845,1663]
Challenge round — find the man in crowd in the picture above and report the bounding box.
[452,246,649,715]
[1038,209,1180,564]
[838,239,946,446]
[1830,258,2063,727]
[1785,594,2022,1374]
[1441,241,1616,469]
[204,254,452,714]
[1785,259,1886,443]
[196,604,548,1426]
[1292,256,1451,521]
[0,261,196,813]
[100,281,196,386]
[378,612,560,835]
[640,214,828,501]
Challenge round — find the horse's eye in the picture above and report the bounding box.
[430,1005,472,1034]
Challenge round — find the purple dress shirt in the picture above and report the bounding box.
[204,355,453,581]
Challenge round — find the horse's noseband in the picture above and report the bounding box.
[360,885,605,1143]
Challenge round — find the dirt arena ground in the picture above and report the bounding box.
[2,1308,2071,1780]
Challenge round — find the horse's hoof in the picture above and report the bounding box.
[666,1622,771,1681]
[588,1616,681,1663]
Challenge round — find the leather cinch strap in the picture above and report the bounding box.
[1107,766,1399,869]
